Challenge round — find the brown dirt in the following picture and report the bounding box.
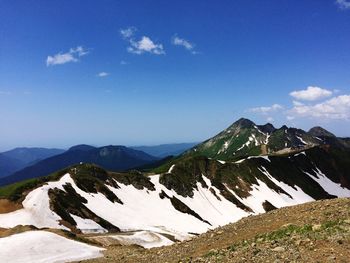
[261,145,267,155]
[81,198,350,263]
[0,225,37,238]
[0,199,22,213]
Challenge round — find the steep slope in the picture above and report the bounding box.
[0,145,349,244]
[184,118,346,160]
[0,145,158,186]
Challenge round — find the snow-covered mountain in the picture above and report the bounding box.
[0,147,349,247]
[0,118,349,256]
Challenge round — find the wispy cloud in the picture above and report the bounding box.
[289,86,332,101]
[0,91,12,95]
[248,104,283,114]
[120,27,136,39]
[120,60,129,65]
[97,72,109,77]
[120,27,165,55]
[172,35,197,54]
[46,46,89,66]
[336,0,350,9]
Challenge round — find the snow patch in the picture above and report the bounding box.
[218,141,230,154]
[110,231,173,248]
[0,231,104,263]
[296,135,307,145]
[0,174,72,230]
[247,156,271,162]
[259,167,314,203]
[236,135,257,152]
[304,168,350,197]
[294,151,306,157]
[168,164,175,174]
[71,214,107,234]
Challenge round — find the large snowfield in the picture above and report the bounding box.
[0,230,104,263]
[0,158,350,262]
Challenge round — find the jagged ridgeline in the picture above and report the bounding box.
[183,118,350,161]
[0,118,349,240]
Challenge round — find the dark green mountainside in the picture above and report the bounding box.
[183,118,349,161]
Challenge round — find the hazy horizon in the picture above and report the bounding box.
[0,116,348,152]
[1,0,350,151]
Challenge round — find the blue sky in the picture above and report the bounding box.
[1,0,350,150]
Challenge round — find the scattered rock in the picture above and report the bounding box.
[312,224,322,231]
[272,246,285,252]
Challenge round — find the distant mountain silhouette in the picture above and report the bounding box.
[0,145,158,186]
[0,147,65,178]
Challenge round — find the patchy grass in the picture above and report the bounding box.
[257,224,312,241]
[0,168,68,201]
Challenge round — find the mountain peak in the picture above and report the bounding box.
[308,126,335,138]
[257,123,276,134]
[231,118,255,129]
[68,144,96,152]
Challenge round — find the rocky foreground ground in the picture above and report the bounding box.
[81,197,350,263]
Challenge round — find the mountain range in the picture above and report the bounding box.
[0,117,349,252]
[184,118,350,160]
[0,145,159,186]
[0,147,65,178]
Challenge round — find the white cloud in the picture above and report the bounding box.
[128,36,165,55]
[289,86,332,101]
[336,0,350,9]
[70,46,89,56]
[172,35,197,54]
[249,104,283,114]
[120,27,165,55]
[120,60,128,65]
[120,27,136,39]
[97,72,109,77]
[292,100,304,106]
[290,95,350,120]
[46,46,89,66]
[46,53,77,66]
